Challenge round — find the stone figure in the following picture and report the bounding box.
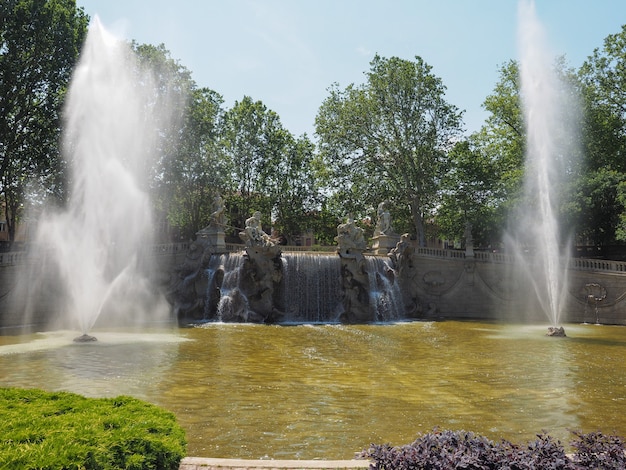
[374,201,392,236]
[335,214,366,254]
[389,233,414,275]
[239,211,275,247]
[210,194,226,227]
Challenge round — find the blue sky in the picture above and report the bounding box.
[77,0,626,138]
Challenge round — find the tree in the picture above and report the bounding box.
[438,140,502,247]
[0,0,88,243]
[269,134,322,244]
[470,59,584,247]
[220,96,285,237]
[315,54,463,246]
[576,26,626,245]
[166,87,227,240]
[132,42,209,241]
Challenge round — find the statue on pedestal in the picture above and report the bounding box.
[374,201,392,236]
[372,201,400,255]
[196,193,227,252]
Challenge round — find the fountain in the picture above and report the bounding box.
[172,209,406,325]
[506,0,580,334]
[2,5,626,462]
[23,17,174,338]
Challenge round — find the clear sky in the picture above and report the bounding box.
[76,0,626,139]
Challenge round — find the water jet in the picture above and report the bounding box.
[506,0,581,336]
[22,16,174,337]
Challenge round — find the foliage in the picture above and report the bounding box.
[270,134,323,244]
[362,429,626,469]
[131,42,207,241]
[438,140,503,247]
[0,387,186,469]
[570,430,626,469]
[220,96,323,243]
[0,0,88,242]
[577,25,626,243]
[165,87,227,240]
[316,54,463,246]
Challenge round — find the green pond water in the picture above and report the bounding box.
[1,321,625,459]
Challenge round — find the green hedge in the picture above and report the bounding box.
[0,387,186,469]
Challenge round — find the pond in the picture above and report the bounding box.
[1,321,625,459]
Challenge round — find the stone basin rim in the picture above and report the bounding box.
[179,457,370,469]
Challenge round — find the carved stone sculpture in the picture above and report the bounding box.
[374,201,392,236]
[239,211,276,247]
[335,214,366,256]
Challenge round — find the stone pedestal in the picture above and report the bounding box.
[196,225,226,253]
[371,234,400,255]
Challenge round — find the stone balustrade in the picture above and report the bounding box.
[4,243,626,275]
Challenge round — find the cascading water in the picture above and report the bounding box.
[366,256,404,321]
[281,253,343,323]
[508,1,580,328]
[27,17,174,335]
[204,251,404,323]
[209,253,248,321]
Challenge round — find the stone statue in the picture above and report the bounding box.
[210,194,226,228]
[389,233,414,275]
[374,201,392,236]
[335,214,366,254]
[239,211,276,247]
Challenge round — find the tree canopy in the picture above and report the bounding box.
[316,54,463,246]
[0,0,88,242]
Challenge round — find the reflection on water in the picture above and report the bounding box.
[1,322,625,459]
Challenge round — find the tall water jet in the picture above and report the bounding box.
[27,17,174,336]
[508,1,580,330]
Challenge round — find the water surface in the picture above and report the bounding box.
[0,321,625,459]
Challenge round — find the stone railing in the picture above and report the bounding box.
[151,242,190,255]
[416,246,626,274]
[570,257,626,273]
[0,251,29,266]
[5,242,626,275]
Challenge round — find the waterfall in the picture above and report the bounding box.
[203,251,405,323]
[365,256,404,321]
[203,253,246,321]
[281,253,343,323]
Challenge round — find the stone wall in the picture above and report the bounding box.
[3,243,626,330]
[0,244,188,332]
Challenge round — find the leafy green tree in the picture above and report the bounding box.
[579,25,626,172]
[469,59,583,247]
[269,134,322,244]
[167,87,227,240]
[438,140,502,247]
[315,54,463,246]
[473,60,525,218]
[132,42,209,241]
[0,0,88,242]
[220,96,286,237]
[576,26,626,244]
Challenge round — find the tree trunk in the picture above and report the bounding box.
[410,196,426,247]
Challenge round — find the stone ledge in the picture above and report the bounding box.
[179,457,370,470]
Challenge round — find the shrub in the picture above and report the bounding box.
[361,429,626,469]
[0,387,186,469]
[570,430,626,469]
